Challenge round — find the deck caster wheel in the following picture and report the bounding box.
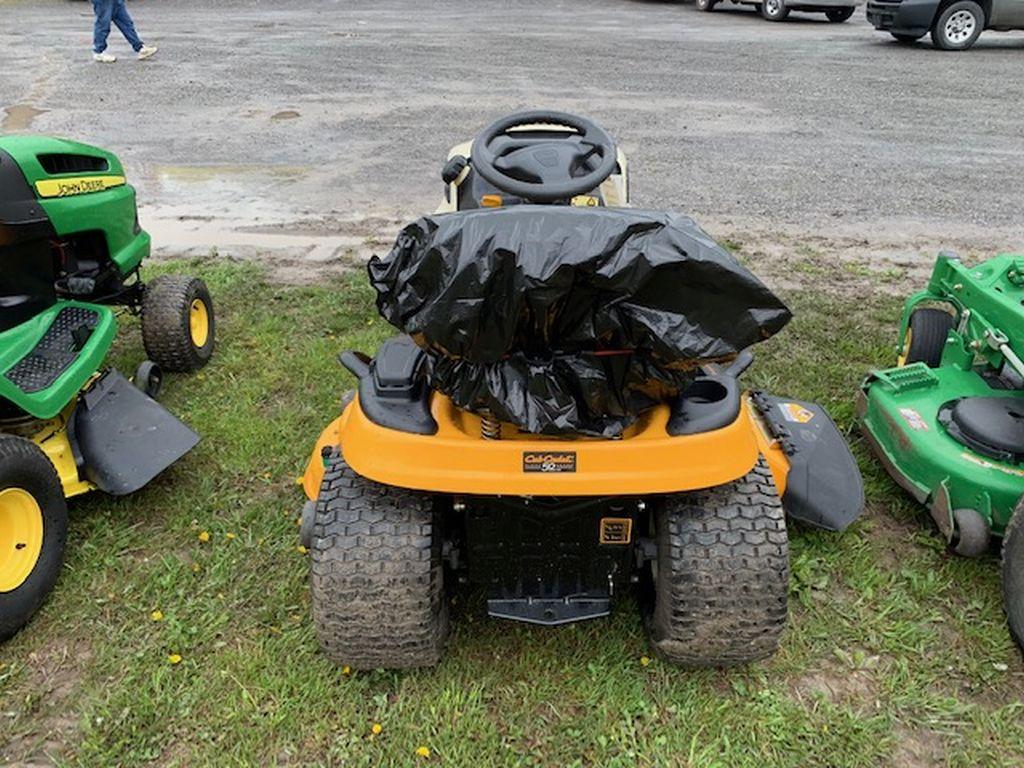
[949,507,990,557]
[310,449,449,669]
[1002,499,1024,652]
[142,275,216,373]
[695,0,716,10]
[643,458,789,667]
[133,360,164,399]
[900,307,955,368]
[0,436,68,642]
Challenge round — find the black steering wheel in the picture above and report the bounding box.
[469,111,618,203]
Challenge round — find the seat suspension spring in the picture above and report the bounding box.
[481,411,501,440]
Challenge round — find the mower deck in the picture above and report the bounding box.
[860,362,1024,536]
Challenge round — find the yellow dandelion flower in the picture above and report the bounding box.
[415,746,431,759]
[297,545,308,555]
[371,723,383,735]
[168,653,183,665]
[150,610,164,622]
[192,562,202,573]
[198,531,210,543]
[341,665,352,676]
[225,532,237,540]
[640,656,651,667]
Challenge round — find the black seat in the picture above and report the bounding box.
[940,396,1024,464]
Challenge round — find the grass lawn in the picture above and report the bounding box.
[2,255,1023,767]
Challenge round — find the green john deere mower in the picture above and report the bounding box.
[860,250,1024,650]
[0,135,215,640]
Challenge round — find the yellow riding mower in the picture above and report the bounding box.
[300,111,863,669]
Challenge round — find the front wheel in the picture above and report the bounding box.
[1001,498,1024,652]
[930,0,984,50]
[309,450,449,669]
[141,275,216,373]
[643,458,789,666]
[761,0,790,20]
[825,6,855,21]
[0,435,68,642]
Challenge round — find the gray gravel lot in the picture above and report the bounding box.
[1,0,1022,278]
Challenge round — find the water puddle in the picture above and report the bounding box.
[2,104,47,131]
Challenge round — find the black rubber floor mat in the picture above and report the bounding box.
[4,306,99,393]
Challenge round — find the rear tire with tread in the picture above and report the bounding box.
[1001,498,1024,653]
[310,449,449,669]
[646,458,789,667]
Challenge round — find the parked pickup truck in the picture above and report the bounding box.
[867,0,1024,49]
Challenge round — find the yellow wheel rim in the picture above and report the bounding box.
[897,328,912,367]
[189,299,210,348]
[0,488,44,593]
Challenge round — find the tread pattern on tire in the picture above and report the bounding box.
[310,449,448,669]
[905,307,954,368]
[141,275,214,373]
[0,435,68,642]
[649,457,789,667]
[1001,499,1024,652]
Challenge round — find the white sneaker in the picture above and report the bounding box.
[93,52,117,63]
[137,45,158,61]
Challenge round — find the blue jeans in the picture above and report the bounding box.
[92,0,144,53]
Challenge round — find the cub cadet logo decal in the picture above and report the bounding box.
[779,402,815,424]
[523,451,577,473]
[35,175,125,199]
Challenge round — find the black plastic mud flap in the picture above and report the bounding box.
[72,369,200,496]
[752,392,864,532]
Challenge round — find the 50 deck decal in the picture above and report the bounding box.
[523,451,577,473]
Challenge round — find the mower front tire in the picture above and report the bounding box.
[142,276,216,373]
[0,436,68,642]
[310,450,449,669]
[646,458,789,667]
[902,308,954,368]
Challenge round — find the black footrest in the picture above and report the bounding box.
[4,306,99,394]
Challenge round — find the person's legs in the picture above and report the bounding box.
[91,0,114,53]
[111,0,144,51]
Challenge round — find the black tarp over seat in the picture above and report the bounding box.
[369,206,792,436]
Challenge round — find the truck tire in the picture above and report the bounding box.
[825,7,855,21]
[1001,498,1024,653]
[930,1,984,50]
[142,275,216,372]
[645,458,789,666]
[310,449,449,669]
[761,0,790,20]
[901,307,954,368]
[0,436,68,642]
